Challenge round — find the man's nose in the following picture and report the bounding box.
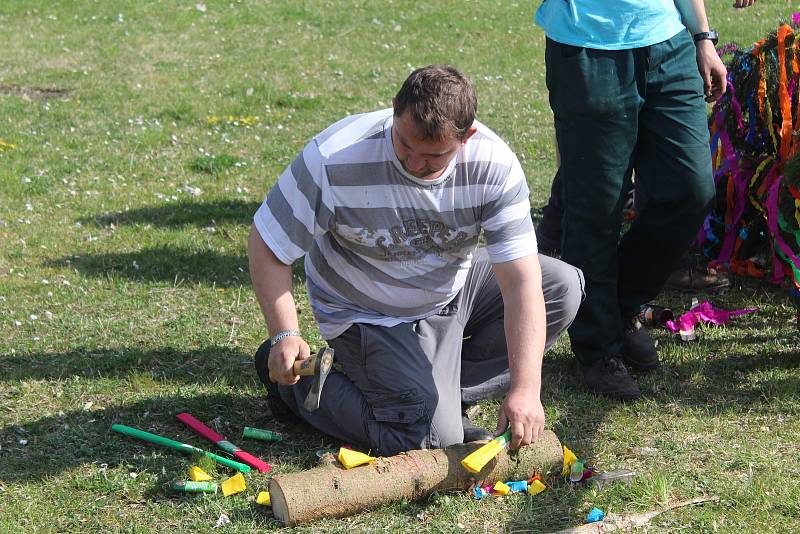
[406,153,425,171]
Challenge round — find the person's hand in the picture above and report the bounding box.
[732,0,755,8]
[696,40,727,102]
[268,336,311,385]
[495,388,545,450]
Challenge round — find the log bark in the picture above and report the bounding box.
[270,429,562,525]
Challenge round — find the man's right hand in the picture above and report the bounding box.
[268,336,311,385]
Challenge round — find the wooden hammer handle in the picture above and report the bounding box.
[292,354,318,377]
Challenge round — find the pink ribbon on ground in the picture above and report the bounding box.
[665,300,758,335]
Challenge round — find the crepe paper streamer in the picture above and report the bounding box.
[697,24,800,305]
[562,446,578,476]
[221,472,247,497]
[569,460,586,483]
[188,466,212,482]
[242,426,283,443]
[506,480,528,493]
[664,301,758,339]
[171,480,218,493]
[111,424,251,473]
[460,429,512,474]
[581,469,595,482]
[493,481,511,495]
[528,479,547,496]
[175,413,271,473]
[473,486,488,500]
[338,447,375,469]
[256,491,271,506]
[481,484,494,494]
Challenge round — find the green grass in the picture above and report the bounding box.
[1,1,798,532]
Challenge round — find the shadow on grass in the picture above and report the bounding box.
[648,334,800,410]
[499,352,607,532]
[80,200,261,229]
[0,345,260,384]
[0,389,325,515]
[500,321,799,532]
[46,247,304,287]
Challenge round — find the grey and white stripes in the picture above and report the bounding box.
[254,108,537,338]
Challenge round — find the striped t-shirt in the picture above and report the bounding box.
[254,108,537,339]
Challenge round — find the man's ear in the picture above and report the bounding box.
[462,126,478,144]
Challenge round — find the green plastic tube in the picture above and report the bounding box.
[242,426,283,442]
[111,424,251,473]
[171,480,218,493]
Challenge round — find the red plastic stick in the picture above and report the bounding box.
[176,412,271,473]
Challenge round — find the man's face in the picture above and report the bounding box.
[391,110,474,180]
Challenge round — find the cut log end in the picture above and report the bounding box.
[269,479,290,525]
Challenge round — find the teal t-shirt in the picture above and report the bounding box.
[535,0,686,50]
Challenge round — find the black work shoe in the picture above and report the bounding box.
[621,317,660,372]
[462,416,493,443]
[579,356,641,400]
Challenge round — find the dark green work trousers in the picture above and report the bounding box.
[545,30,715,365]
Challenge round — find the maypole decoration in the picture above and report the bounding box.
[701,20,800,324]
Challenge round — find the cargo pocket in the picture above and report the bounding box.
[366,389,430,455]
[370,390,426,425]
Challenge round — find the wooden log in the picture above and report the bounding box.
[270,429,563,525]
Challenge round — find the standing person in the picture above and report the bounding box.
[536,1,728,399]
[248,65,584,456]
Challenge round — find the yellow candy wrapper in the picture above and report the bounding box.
[562,446,578,476]
[493,481,511,495]
[221,472,247,497]
[460,430,511,474]
[528,479,547,495]
[188,466,212,482]
[338,447,375,469]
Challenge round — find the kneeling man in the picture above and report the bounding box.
[249,64,583,456]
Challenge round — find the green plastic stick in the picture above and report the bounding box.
[171,480,218,493]
[111,424,251,473]
[242,426,283,442]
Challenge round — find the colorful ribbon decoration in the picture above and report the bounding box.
[699,21,800,319]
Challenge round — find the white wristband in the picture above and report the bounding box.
[270,330,301,347]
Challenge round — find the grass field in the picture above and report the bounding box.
[1,1,799,532]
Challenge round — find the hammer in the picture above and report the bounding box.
[273,346,334,412]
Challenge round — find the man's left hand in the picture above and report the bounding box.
[495,388,545,450]
[696,39,727,102]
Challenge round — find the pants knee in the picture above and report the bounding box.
[545,259,585,328]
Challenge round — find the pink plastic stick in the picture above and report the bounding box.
[176,412,271,473]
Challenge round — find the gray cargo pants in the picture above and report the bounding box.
[255,249,583,456]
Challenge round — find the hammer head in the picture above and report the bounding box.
[303,346,334,412]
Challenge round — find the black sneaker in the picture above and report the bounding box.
[579,356,641,400]
[462,415,493,443]
[621,317,660,372]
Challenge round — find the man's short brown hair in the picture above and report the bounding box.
[393,65,477,141]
